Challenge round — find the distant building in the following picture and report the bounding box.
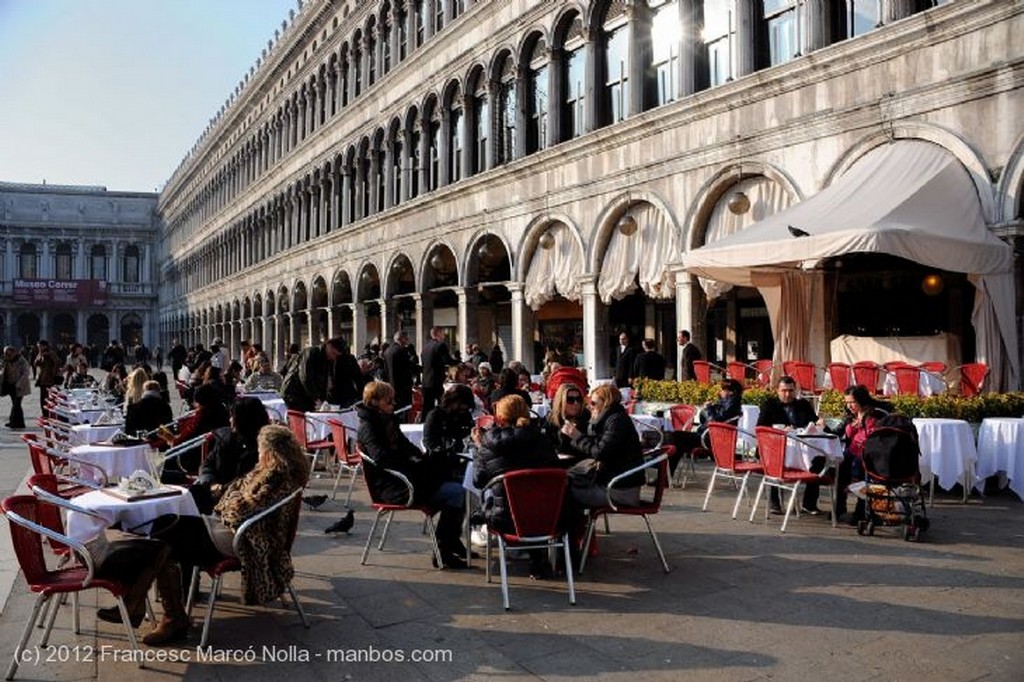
[0,181,159,350]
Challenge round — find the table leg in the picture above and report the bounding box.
[464,489,472,567]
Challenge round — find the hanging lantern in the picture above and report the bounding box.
[921,273,944,296]
[538,230,555,250]
[617,213,638,236]
[430,252,445,271]
[727,190,751,214]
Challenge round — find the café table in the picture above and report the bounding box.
[975,417,1024,500]
[253,396,287,422]
[65,485,199,544]
[54,405,111,425]
[782,431,844,527]
[68,423,123,446]
[69,442,153,485]
[306,410,357,442]
[400,424,425,449]
[912,418,977,503]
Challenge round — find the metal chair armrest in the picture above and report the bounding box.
[4,509,95,584]
[604,452,668,511]
[29,485,108,521]
[232,489,302,556]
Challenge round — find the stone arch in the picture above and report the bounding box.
[997,131,1024,224]
[590,187,686,271]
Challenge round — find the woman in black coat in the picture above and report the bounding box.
[560,383,644,509]
[422,384,475,481]
[543,382,591,463]
[357,380,467,569]
[190,397,270,514]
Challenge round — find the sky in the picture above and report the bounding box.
[0,0,297,193]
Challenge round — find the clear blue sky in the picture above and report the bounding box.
[0,0,296,192]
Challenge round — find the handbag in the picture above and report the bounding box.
[567,458,602,487]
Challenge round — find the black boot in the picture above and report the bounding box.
[433,507,468,569]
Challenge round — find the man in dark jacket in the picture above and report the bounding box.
[383,331,415,410]
[420,326,456,420]
[328,341,365,408]
[678,330,703,381]
[280,338,343,411]
[33,340,61,414]
[613,332,639,389]
[632,338,666,381]
[169,340,188,378]
[757,375,822,515]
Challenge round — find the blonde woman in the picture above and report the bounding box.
[122,367,149,412]
[544,383,591,462]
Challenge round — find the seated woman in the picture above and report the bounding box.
[104,363,128,402]
[190,396,270,514]
[669,379,743,473]
[560,383,645,509]
[357,380,467,569]
[489,367,531,407]
[471,362,496,408]
[144,424,310,645]
[543,382,591,464]
[160,383,230,482]
[829,384,887,523]
[122,367,149,413]
[472,394,560,578]
[422,384,476,480]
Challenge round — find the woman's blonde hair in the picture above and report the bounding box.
[257,424,311,485]
[362,380,395,408]
[124,368,150,404]
[493,394,532,428]
[589,383,621,414]
[548,382,586,428]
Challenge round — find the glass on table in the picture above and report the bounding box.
[146,447,165,482]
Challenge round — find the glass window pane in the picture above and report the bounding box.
[604,25,629,124]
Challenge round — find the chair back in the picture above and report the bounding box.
[851,361,881,392]
[755,426,788,479]
[233,489,303,557]
[959,362,988,397]
[475,414,495,429]
[499,469,567,539]
[25,474,71,557]
[726,362,747,384]
[893,366,921,396]
[327,419,360,467]
[643,453,671,511]
[692,361,714,384]
[782,361,816,394]
[883,361,910,373]
[920,361,947,375]
[2,495,60,587]
[668,404,696,432]
[753,360,774,388]
[358,446,415,508]
[286,409,311,449]
[826,363,852,393]
[25,439,56,476]
[706,422,740,469]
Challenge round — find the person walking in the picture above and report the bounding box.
[280,338,344,412]
[678,330,703,381]
[168,339,188,377]
[420,326,456,421]
[1,346,31,429]
[33,340,61,415]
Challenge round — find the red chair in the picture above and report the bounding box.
[2,495,145,679]
[667,405,697,488]
[954,362,989,397]
[287,409,334,472]
[409,388,424,424]
[893,366,922,396]
[749,427,833,533]
[919,361,948,376]
[701,423,764,518]
[826,363,852,394]
[579,452,672,574]
[23,437,107,495]
[185,489,308,648]
[782,361,819,395]
[883,361,911,373]
[359,448,445,569]
[753,360,775,388]
[482,468,576,611]
[327,419,362,506]
[691,360,717,384]
[852,361,882,394]
[725,361,749,384]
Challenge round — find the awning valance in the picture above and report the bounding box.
[598,203,679,303]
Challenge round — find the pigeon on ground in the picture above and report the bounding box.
[325,509,355,534]
[788,224,810,238]
[302,494,328,510]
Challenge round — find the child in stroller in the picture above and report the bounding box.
[854,416,930,541]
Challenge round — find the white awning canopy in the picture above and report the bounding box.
[684,140,1017,390]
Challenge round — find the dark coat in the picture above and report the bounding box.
[757,396,818,429]
[473,424,559,532]
[680,342,703,381]
[632,350,666,381]
[422,407,473,462]
[489,387,532,407]
[614,345,639,388]
[356,404,441,505]
[421,339,455,390]
[570,403,645,487]
[196,426,260,487]
[125,391,173,436]
[280,346,329,411]
[329,352,364,408]
[383,343,415,407]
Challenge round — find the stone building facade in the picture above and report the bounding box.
[156,0,1024,385]
[0,182,159,354]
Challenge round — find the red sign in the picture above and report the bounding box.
[12,279,108,307]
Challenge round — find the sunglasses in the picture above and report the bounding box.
[565,396,582,404]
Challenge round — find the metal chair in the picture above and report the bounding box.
[749,427,834,533]
[781,361,819,396]
[287,409,334,473]
[691,360,722,384]
[826,363,853,394]
[666,405,697,488]
[579,452,671,574]
[952,362,988,397]
[483,468,576,611]
[753,360,775,388]
[893,366,923,396]
[2,495,145,679]
[160,432,214,484]
[852,361,882,394]
[326,419,362,506]
[701,423,764,518]
[185,489,309,648]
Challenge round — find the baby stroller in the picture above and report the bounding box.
[856,419,930,541]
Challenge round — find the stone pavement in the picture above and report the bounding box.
[0,387,1021,681]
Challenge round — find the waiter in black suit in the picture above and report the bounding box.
[677,330,702,381]
[614,332,639,389]
[420,326,456,420]
[631,338,666,381]
[383,331,415,410]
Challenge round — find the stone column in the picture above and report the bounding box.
[417,122,429,195]
[734,0,758,79]
[672,268,694,381]
[508,282,532,369]
[582,29,598,133]
[383,140,395,210]
[546,47,563,147]
[378,299,390,348]
[580,275,602,382]
[456,288,469,355]
[369,149,381,214]
[438,108,450,188]
[353,303,367,354]
[413,293,428,354]
[340,168,351,226]
[405,0,417,53]
[627,2,651,117]
[514,65,528,160]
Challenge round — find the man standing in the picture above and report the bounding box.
[33,340,61,414]
[2,346,31,429]
[280,338,344,412]
[757,375,822,515]
[420,326,456,420]
[632,338,666,381]
[383,331,415,410]
[678,330,703,382]
[169,339,188,378]
[613,332,638,389]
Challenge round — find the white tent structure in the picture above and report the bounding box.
[683,140,1018,391]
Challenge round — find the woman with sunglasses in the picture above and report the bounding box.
[544,383,591,463]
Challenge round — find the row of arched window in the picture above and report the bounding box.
[10,242,142,283]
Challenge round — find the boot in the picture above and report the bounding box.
[142,563,189,646]
[97,546,170,628]
[433,507,468,569]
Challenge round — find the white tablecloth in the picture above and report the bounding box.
[56,406,110,425]
[912,418,978,492]
[738,405,760,449]
[257,397,288,422]
[69,443,153,484]
[400,424,424,449]
[69,424,122,446]
[975,418,1024,499]
[305,411,355,442]
[66,486,199,544]
[786,433,843,471]
[830,333,961,369]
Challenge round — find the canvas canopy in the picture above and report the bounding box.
[683,140,1018,390]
